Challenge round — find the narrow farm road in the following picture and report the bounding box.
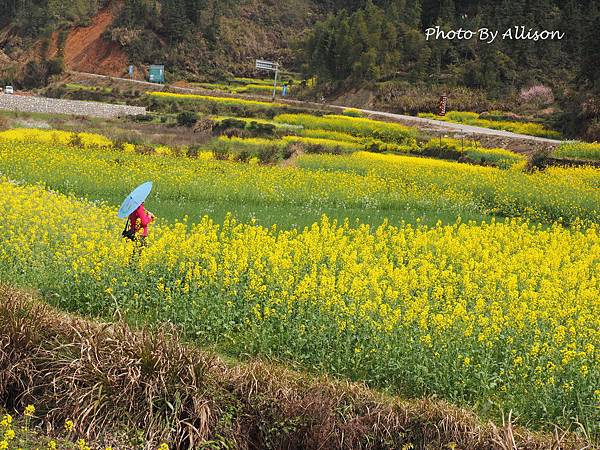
[68,70,563,145]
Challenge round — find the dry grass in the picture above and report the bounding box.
[0,286,591,450]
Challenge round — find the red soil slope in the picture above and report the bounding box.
[60,5,128,76]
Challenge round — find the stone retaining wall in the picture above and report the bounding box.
[0,94,145,118]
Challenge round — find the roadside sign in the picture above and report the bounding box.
[255,59,279,71]
[438,95,448,116]
[255,59,280,100]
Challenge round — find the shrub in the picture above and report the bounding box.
[212,147,230,160]
[135,143,155,155]
[247,121,276,136]
[298,142,343,155]
[21,60,50,88]
[526,147,552,171]
[193,117,215,135]
[47,57,64,77]
[213,118,247,135]
[363,139,414,154]
[419,141,463,160]
[177,111,197,128]
[584,119,600,142]
[519,84,554,107]
[67,134,85,148]
[257,145,281,164]
[131,114,154,122]
[236,150,252,163]
[186,145,203,157]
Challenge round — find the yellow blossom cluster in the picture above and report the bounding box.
[0,128,112,149]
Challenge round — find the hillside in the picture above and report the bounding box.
[0,0,598,139]
[0,0,321,80]
[51,4,128,76]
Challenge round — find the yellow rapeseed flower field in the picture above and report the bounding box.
[0,176,598,435]
[418,111,562,139]
[2,132,600,226]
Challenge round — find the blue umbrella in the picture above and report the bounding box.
[117,181,153,219]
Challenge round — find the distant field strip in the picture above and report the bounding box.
[418,111,561,139]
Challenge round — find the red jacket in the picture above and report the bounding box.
[129,204,152,237]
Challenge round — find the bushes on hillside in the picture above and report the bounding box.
[176,111,197,127]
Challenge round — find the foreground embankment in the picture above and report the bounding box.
[0,286,589,450]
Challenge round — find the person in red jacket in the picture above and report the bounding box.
[128,202,155,244]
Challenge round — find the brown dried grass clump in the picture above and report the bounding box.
[0,286,591,450]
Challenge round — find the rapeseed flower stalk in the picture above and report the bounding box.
[23,405,35,417]
[64,419,74,433]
